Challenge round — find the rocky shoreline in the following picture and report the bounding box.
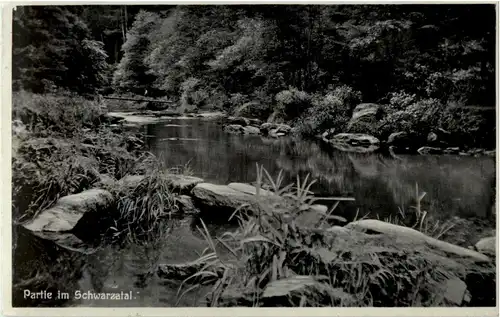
[20,171,496,306]
[105,108,496,158]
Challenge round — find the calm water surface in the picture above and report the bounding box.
[13,117,496,307]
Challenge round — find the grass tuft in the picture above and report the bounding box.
[178,165,495,307]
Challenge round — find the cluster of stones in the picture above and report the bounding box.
[222,116,293,138]
[219,103,495,157]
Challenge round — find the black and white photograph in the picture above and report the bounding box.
[4,1,498,313]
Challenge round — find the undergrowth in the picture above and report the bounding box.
[12,91,179,243]
[177,165,495,307]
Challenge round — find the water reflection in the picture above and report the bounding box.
[13,219,221,307]
[146,118,496,220]
[12,118,496,308]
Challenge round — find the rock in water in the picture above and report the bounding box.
[223,124,245,134]
[268,129,286,138]
[23,189,114,232]
[260,123,291,135]
[242,126,261,135]
[417,146,443,155]
[346,219,491,262]
[387,131,409,147]
[427,132,438,143]
[325,133,380,153]
[191,183,258,211]
[166,174,204,193]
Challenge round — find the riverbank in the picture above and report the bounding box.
[12,92,496,307]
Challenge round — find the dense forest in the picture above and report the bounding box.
[12,4,496,147]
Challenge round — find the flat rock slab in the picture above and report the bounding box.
[227,182,276,197]
[194,182,328,225]
[346,219,490,262]
[23,189,114,232]
[192,183,257,210]
[118,174,203,194]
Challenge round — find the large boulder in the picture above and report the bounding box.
[346,219,491,262]
[23,189,114,233]
[191,183,259,211]
[475,237,495,256]
[325,133,380,153]
[193,182,328,226]
[347,103,382,133]
[387,131,410,147]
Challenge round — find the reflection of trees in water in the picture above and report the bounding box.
[274,138,496,220]
[145,120,495,220]
[373,155,496,219]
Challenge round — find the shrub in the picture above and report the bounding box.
[110,161,178,243]
[295,93,349,137]
[378,98,443,140]
[330,85,362,113]
[205,89,230,111]
[10,92,154,224]
[180,77,202,111]
[405,98,443,135]
[12,91,105,137]
[275,88,312,121]
[229,93,249,108]
[438,106,496,149]
[388,91,417,111]
[378,110,416,140]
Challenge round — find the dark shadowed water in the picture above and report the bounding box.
[145,118,496,221]
[13,117,496,307]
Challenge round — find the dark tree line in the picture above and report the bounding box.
[11,5,496,147]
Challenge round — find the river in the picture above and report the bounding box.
[12,116,496,307]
